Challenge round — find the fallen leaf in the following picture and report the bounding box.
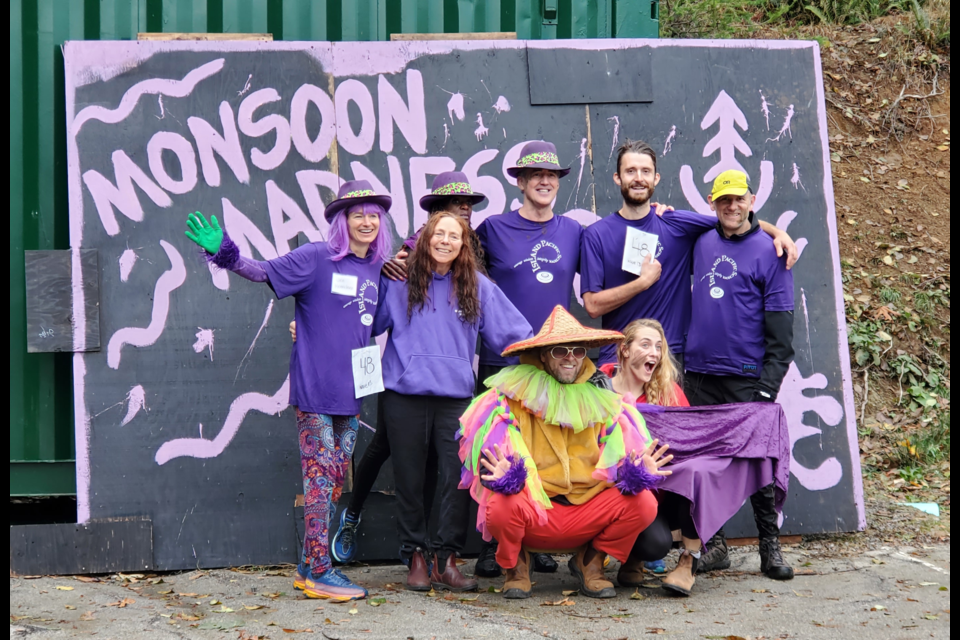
[870,605,886,611]
[159,589,173,595]
[281,629,312,634]
[640,582,661,589]
[210,599,221,605]
[64,605,76,610]
[937,145,949,151]
[752,589,768,593]
[646,628,666,635]
[923,614,939,620]
[831,152,842,163]
[176,613,202,621]
[860,176,871,182]
[919,582,939,586]
[939,586,948,591]
[79,611,95,621]
[487,586,501,594]
[541,597,575,606]
[348,607,358,615]
[74,576,99,583]
[106,598,135,608]
[262,592,284,599]
[178,592,200,597]
[425,589,438,597]
[243,604,264,610]
[458,595,479,602]
[55,586,74,591]
[213,606,235,613]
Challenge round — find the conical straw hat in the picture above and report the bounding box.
[502,305,624,356]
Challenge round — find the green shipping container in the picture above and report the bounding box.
[9,0,658,497]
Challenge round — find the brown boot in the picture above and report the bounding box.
[502,550,532,599]
[662,550,698,597]
[405,549,431,592]
[568,546,616,598]
[616,553,645,588]
[430,553,479,592]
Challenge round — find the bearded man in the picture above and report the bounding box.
[458,306,672,599]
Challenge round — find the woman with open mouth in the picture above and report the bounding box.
[602,318,790,598]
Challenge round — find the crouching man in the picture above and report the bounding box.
[458,306,672,599]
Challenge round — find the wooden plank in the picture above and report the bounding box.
[10,517,153,575]
[24,250,100,353]
[390,32,516,41]
[137,33,272,41]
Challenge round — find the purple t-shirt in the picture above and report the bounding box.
[262,242,383,416]
[475,210,583,366]
[685,226,794,378]
[580,210,716,364]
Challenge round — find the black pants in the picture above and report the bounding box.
[382,390,472,562]
[476,363,505,395]
[630,491,699,561]
[347,394,438,520]
[683,370,781,540]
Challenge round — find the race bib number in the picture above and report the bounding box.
[351,345,384,399]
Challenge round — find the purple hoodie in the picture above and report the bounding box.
[373,272,533,398]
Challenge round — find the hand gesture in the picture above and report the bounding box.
[638,253,662,289]
[289,320,297,343]
[185,211,224,255]
[479,444,513,482]
[773,232,799,270]
[630,438,673,477]
[381,250,409,281]
[651,202,675,217]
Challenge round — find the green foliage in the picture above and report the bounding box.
[879,287,902,304]
[659,0,762,38]
[914,287,950,314]
[848,319,886,366]
[897,412,951,469]
[800,0,908,24]
[909,0,951,48]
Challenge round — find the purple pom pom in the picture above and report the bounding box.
[487,455,527,495]
[616,459,662,495]
[208,233,240,270]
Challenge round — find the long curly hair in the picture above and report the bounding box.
[617,318,680,406]
[406,211,482,324]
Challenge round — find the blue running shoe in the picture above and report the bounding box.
[644,559,667,574]
[293,562,310,590]
[331,510,361,564]
[304,568,367,601]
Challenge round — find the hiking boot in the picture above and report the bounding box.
[532,553,559,573]
[474,540,502,578]
[697,529,731,573]
[568,546,616,598]
[662,551,698,597]
[405,549,432,591]
[430,553,479,592]
[293,562,310,590]
[331,510,361,564]
[502,550,532,599]
[616,555,646,588]
[759,537,794,581]
[304,568,367,601]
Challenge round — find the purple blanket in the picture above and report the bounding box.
[637,403,790,543]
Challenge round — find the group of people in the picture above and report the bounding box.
[184,139,799,602]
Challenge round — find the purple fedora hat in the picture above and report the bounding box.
[506,141,571,178]
[418,171,487,212]
[324,179,392,222]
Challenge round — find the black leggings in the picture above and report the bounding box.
[630,491,699,561]
[347,393,438,518]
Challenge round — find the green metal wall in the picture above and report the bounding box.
[9,0,657,497]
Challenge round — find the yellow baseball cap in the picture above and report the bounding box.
[711,170,750,199]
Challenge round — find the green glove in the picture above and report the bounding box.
[185,211,224,255]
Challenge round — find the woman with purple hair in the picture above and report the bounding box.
[184,180,392,602]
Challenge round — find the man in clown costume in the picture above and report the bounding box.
[458,306,672,599]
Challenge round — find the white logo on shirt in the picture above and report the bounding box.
[512,240,562,284]
[700,255,738,299]
[342,279,379,319]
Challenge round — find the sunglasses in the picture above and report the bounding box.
[549,346,588,360]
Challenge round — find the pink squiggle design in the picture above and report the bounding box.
[154,376,290,465]
[106,240,186,369]
[72,59,224,136]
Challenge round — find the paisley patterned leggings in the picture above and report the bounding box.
[296,410,358,575]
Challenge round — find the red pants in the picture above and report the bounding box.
[485,488,658,569]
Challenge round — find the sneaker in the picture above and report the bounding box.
[759,537,794,581]
[331,510,361,564]
[293,562,310,590]
[643,559,667,574]
[304,568,368,601]
[697,529,731,573]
